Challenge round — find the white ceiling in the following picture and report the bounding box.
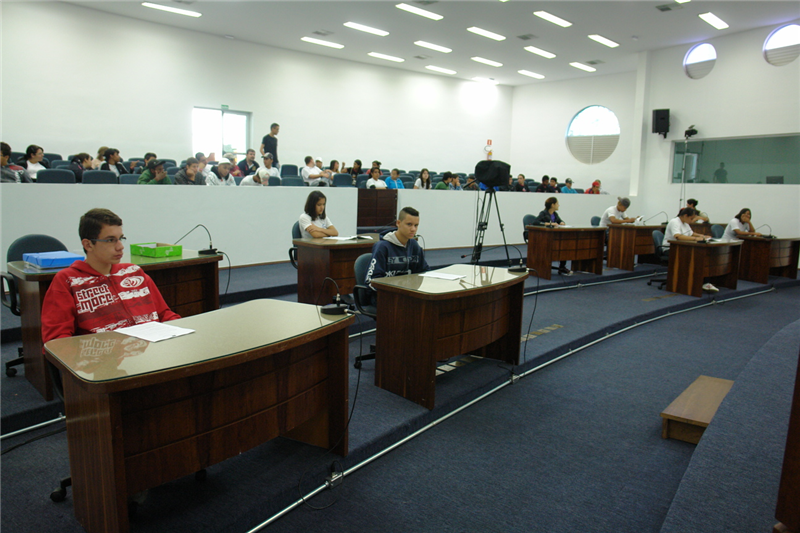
[74,1,800,85]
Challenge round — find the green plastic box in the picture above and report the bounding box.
[130,242,183,258]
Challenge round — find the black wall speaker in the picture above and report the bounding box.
[652,109,670,136]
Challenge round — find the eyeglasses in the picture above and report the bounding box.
[91,236,126,245]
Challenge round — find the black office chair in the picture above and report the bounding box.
[289,221,302,269]
[591,216,601,227]
[647,230,669,290]
[353,253,377,369]
[82,170,118,184]
[1,234,69,377]
[711,224,724,239]
[522,214,538,242]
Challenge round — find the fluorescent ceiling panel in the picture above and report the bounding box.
[471,56,503,67]
[426,65,456,75]
[588,34,619,48]
[368,52,404,62]
[518,70,545,79]
[569,62,597,72]
[414,41,452,53]
[396,3,443,21]
[699,12,729,30]
[301,37,344,49]
[141,2,201,17]
[524,45,556,59]
[344,22,389,37]
[467,26,506,41]
[533,11,572,28]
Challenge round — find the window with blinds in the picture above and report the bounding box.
[764,24,800,66]
[684,43,716,79]
[566,106,620,165]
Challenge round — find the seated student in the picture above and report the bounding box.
[414,168,433,189]
[195,152,213,181]
[41,208,180,344]
[137,159,172,184]
[237,149,259,176]
[365,206,430,302]
[225,153,243,177]
[722,208,762,241]
[535,197,572,275]
[329,160,341,174]
[143,152,157,167]
[549,177,560,192]
[535,175,555,193]
[686,198,709,223]
[365,167,387,189]
[100,148,135,177]
[385,168,405,189]
[20,144,49,181]
[301,155,332,186]
[561,178,578,193]
[242,153,279,185]
[1,142,32,183]
[662,207,717,292]
[513,174,530,192]
[599,197,638,227]
[173,157,204,185]
[450,174,464,190]
[584,180,602,194]
[206,159,237,186]
[68,153,93,183]
[92,146,108,170]
[346,159,364,178]
[299,190,338,238]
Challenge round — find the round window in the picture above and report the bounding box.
[764,24,800,66]
[684,43,716,79]
[565,105,620,165]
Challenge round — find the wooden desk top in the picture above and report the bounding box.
[293,233,379,248]
[370,264,527,300]
[7,249,221,281]
[667,239,743,248]
[661,375,734,427]
[45,299,353,391]
[525,225,605,232]
[608,224,666,231]
[739,235,800,243]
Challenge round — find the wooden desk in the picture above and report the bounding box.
[666,240,742,297]
[690,222,717,237]
[294,235,377,305]
[738,236,800,284]
[526,226,605,280]
[357,188,397,227]
[774,344,800,533]
[7,250,221,400]
[45,299,352,533]
[606,224,663,271]
[370,265,527,409]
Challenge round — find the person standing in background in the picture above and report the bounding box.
[260,123,280,168]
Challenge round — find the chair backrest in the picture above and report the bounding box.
[352,253,377,317]
[400,177,415,188]
[43,153,63,162]
[523,214,538,228]
[161,159,177,167]
[36,169,75,184]
[408,170,420,177]
[166,166,181,175]
[356,174,369,188]
[52,160,71,168]
[120,174,139,185]
[82,170,118,184]
[281,177,304,187]
[574,188,584,194]
[268,176,282,187]
[11,152,25,164]
[6,234,68,262]
[333,173,353,187]
[381,169,390,175]
[234,176,243,186]
[590,216,601,227]
[292,221,302,239]
[711,224,724,239]
[280,164,298,177]
[652,230,667,259]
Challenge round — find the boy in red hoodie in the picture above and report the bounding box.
[41,208,180,344]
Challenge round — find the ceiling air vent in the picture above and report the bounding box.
[585,60,605,65]
[413,55,432,60]
[414,0,438,5]
[312,30,334,37]
[517,34,538,41]
[656,3,683,12]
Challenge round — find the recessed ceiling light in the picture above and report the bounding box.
[588,34,620,48]
[467,27,506,41]
[471,56,503,67]
[368,52,405,63]
[524,45,556,59]
[533,11,572,28]
[472,77,500,85]
[570,62,597,72]
[141,2,201,17]
[518,70,545,79]
[344,22,389,37]
[699,12,729,30]
[675,0,691,4]
[301,37,344,49]
[414,41,452,53]
[396,3,443,21]
[426,65,456,75]
[224,35,235,40]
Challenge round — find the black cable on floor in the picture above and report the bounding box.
[1,425,66,455]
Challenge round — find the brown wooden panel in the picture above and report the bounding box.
[775,345,800,531]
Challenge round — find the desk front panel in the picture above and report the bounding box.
[296,239,376,304]
[607,225,660,271]
[666,242,741,297]
[526,227,604,279]
[739,237,800,284]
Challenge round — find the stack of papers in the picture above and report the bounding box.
[116,322,195,342]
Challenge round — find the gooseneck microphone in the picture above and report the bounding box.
[174,224,217,255]
[754,224,775,238]
[644,211,669,224]
[319,277,349,315]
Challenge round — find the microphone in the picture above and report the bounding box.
[506,245,527,273]
[174,224,217,255]
[754,224,774,238]
[644,211,669,224]
[319,277,349,315]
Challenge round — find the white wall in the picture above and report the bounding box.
[1,2,513,175]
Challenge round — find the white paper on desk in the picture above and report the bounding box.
[419,272,466,281]
[325,235,373,241]
[115,322,195,342]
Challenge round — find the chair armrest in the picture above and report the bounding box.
[353,284,377,319]
[289,246,298,269]
[1,272,20,316]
